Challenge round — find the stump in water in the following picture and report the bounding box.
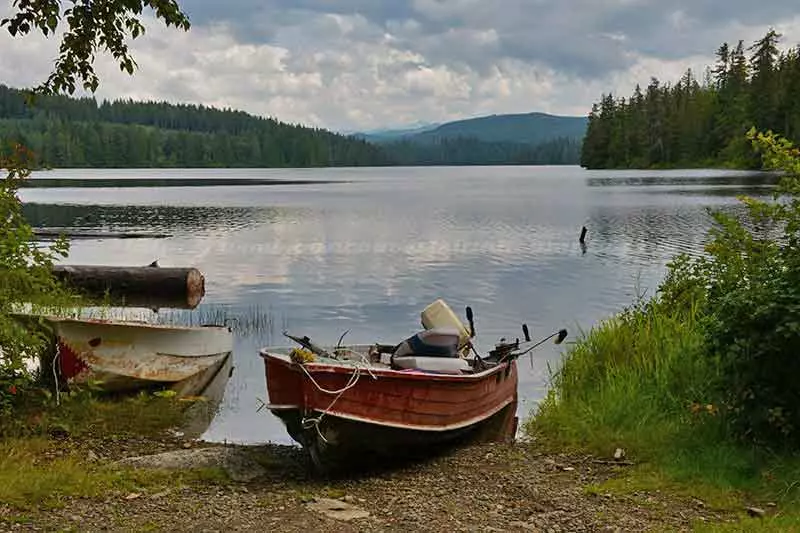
[53,264,205,309]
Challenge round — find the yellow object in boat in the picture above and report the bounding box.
[420,299,472,349]
[289,348,315,364]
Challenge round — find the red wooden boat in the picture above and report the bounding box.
[260,302,567,470]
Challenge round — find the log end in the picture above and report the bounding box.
[186,268,206,309]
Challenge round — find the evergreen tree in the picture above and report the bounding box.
[581,30,800,170]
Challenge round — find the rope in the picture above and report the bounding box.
[297,352,378,444]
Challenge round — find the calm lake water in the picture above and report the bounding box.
[19,166,775,444]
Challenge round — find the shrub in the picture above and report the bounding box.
[0,144,71,412]
[663,129,800,447]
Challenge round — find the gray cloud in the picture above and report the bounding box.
[181,0,800,77]
[1,1,800,130]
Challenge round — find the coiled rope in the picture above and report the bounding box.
[298,349,378,444]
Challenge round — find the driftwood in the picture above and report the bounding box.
[53,264,205,309]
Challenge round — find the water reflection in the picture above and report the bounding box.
[19,166,775,444]
[23,177,345,188]
[23,203,310,235]
[585,172,778,188]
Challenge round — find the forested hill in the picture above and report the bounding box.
[0,85,387,167]
[409,113,587,145]
[581,30,800,170]
[0,84,583,168]
[360,112,585,165]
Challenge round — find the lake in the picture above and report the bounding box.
[19,166,775,444]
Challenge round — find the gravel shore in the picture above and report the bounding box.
[0,434,734,532]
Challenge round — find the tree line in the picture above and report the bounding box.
[0,85,580,168]
[581,30,800,169]
[0,85,387,167]
[384,136,581,166]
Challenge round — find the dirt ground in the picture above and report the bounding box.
[0,434,737,533]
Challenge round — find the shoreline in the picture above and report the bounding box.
[0,430,734,532]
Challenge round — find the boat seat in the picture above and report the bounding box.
[392,328,460,359]
[391,356,471,374]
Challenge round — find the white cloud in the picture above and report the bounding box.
[1,3,800,131]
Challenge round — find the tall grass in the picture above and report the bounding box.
[530,299,717,456]
[527,298,800,510]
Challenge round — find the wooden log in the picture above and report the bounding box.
[52,264,205,309]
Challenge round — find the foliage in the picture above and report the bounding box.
[663,129,800,447]
[530,130,800,529]
[2,0,190,95]
[0,144,72,412]
[382,135,582,166]
[0,387,185,440]
[0,85,580,167]
[581,30,800,169]
[0,84,388,167]
[529,298,718,459]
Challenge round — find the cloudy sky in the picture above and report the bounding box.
[2,1,800,132]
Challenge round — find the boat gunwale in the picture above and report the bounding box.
[260,347,512,382]
[42,315,232,332]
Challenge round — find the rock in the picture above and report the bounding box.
[746,507,766,518]
[86,450,99,462]
[306,497,370,522]
[613,448,626,460]
[561,466,575,472]
[124,493,142,500]
[342,495,356,504]
[116,446,267,483]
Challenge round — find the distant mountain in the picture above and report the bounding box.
[360,112,587,166]
[353,123,440,142]
[411,112,587,145]
[359,112,587,146]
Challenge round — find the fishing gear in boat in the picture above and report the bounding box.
[283,331,334,359]
[488,325,568,362]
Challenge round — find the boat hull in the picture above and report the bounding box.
[50,318,233,396]
[261,349,518,468]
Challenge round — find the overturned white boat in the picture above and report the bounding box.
[46,317,233,396]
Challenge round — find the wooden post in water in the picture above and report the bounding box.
[579,226,588,244]
[52,264,205,309]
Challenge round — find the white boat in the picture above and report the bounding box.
[45,317,233,396]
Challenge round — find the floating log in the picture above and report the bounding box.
[34,229,172,240]
[53,264,205,310]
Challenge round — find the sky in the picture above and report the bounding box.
[2,1,800,132]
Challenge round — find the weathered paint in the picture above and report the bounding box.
[261,346,519,467]
[264,350,517,432]
[49,317,232,395]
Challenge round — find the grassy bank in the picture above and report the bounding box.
[526,300,800,530]
[0,390,227,511]
[528,130,800,530]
